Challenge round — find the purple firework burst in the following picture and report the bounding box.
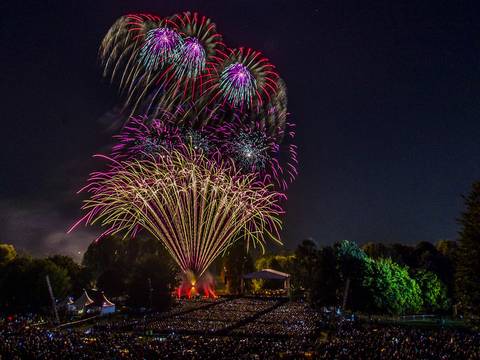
[216,120,296,190]
[111,117,182,160]
[174,37,207,78]
[139,27,183,70]
[219,63,257,108]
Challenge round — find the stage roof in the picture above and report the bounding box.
[243,268,290,280]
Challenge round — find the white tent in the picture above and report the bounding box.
[89,290,116,315]
[97,292,115,315]
[71,290,94,314]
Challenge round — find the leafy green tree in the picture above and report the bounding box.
[456,181,480,312]
[414,270,449,312]
[363,258,422,315]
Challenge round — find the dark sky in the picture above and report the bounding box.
[1,1,480,259]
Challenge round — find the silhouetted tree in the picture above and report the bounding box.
[127,255,177,311]
[362,242,390,259]
[222,241,255,294]
[292,239,318,293]
[48,255,92,296]
[96,266,128,298]
[309,246,339,307]
[82,236,128,279]
[334,240,369,310]
[0,257,71,313]
[456,181,480,313]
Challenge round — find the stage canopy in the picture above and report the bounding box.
[71,290,94,314]
[243,268,290,280]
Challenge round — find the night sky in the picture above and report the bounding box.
[1,1,480,260]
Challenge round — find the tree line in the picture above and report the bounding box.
[1,180,479,316]
[221,181,480,315]
[0,236,178,314]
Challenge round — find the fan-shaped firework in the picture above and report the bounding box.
[99,14,163,89]
[169,12,225,80]
[73,11,298,298]
[70,149,283,277]
[203,47,278,110]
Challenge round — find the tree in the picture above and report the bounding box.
[0,256,34,312]
[82,235,173,298]
[389,243,415,267]
[334,240,369,310]
[96,266,128,298]
[0,257,71,313]
[30,259,71,311]
[309,246,339,307]
[363,258,422,315]
[48,255,92,296]
[456,181,480,312]
[0,244,17,267]
[82,235,128,279]
[414,270,449,313]
[436,239,458,258]
[126,255,177,311]
[362,242,390,259]
[223,241,255,294]
[291,239,318,293]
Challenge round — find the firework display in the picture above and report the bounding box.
[71,149,283,274]
[72,11,298,297]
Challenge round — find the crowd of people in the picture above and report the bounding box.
[133,298,283,335]
[232,301,320,337]
[318,319,480,359]
[1,298,479,359]
[0,299,317,359]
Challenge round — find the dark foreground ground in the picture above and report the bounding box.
[1,298,479,359]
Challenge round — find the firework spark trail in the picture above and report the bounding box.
[73,11,299,295]
[72,149,283,277]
